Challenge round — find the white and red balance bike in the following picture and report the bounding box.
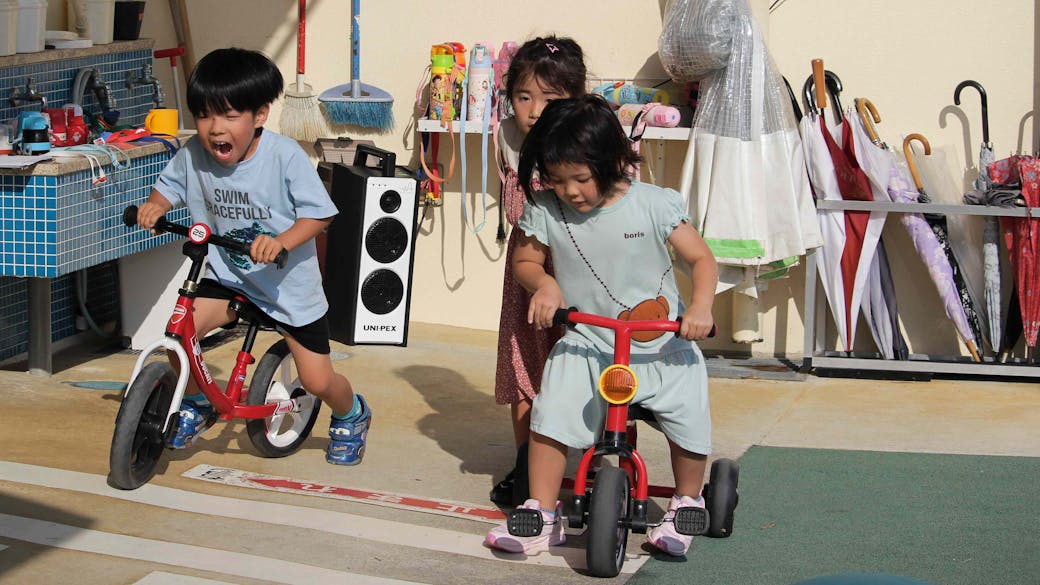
[507,308,739,578]
[108,205,322,490]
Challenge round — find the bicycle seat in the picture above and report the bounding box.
[227,295,279,331]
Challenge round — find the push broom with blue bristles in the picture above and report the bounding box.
[319,0,394,131]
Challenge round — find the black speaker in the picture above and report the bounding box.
[323,145,418,346]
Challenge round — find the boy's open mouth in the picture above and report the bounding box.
[214,141,233,155]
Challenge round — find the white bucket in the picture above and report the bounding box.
[67,0,114,45]
[0,0,18,56]
[15,0,46,54]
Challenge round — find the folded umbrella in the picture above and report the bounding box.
[903,133,983,361]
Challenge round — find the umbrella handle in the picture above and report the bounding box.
[902,133,931,191]
[953,80,989,146]
[811,59,827,111]
[855,98,883,146]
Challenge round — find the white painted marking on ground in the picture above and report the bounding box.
[184,464,506,523]
[134,571,236,585]
[0,461,648,573]
[0,513,423,585]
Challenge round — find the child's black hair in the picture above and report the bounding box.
[518,95,642,202]
[506,35,586,101]
[186,47,283,117]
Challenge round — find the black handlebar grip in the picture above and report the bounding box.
[553,307,577,327]
[122,205,138,227]
[274,249,289,269]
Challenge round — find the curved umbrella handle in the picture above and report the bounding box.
[953,80,989,145]
[902,133,931,191]
[824,70,844,122]
[855,98,883,146]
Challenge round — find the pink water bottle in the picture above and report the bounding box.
[495,41,518,119]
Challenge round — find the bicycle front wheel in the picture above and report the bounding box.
[109,362,175,490]
[246,339,321,457]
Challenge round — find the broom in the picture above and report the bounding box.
[280,0,327,142]
[319,0,394,130]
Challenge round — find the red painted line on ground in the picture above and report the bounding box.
[183,465,506,524]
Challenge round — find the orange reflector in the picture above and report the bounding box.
[598,364,638,404]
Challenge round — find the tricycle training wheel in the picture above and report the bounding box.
[586,466,630,578]
[108,362,176,490]
[702,458,739,537]
[246,339,321,457]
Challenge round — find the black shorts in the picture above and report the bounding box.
[196,278,332,355]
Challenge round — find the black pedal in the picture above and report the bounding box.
[672,506,709,536]
[507,508,544,537]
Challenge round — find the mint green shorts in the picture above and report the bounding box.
[530,338,712,454]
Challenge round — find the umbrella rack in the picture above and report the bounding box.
[803,199,1040,378]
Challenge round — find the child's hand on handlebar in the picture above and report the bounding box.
[678,305,714,341]
[528,283,565,330]
[249,234,287,265]
[135,202,168,233]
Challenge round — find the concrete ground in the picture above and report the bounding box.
[0,322,1038,584]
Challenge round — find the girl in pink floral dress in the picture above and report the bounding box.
[491,36,587,506]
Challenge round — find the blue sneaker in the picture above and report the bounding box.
[168,399,215,449]
[326,394,371,465]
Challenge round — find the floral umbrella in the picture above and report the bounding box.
[852,99,979,360]
[903,134,984,360]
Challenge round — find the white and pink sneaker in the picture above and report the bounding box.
[484,499,565,554]
[647,494,704,556]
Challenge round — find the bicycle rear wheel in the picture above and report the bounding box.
[108,362,175,490]
[246,340,321,457]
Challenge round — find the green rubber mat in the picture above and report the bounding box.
[629,446,1040,585]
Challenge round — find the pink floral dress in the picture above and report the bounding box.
[494,126,562,404]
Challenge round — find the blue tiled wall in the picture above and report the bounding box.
[1,48,157,128]
[0,46,184,364]
[0,261,120,363]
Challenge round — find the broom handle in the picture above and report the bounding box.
[351,0,361,96]
[296,0,306,90]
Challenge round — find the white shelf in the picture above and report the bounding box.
[417,118,691,141]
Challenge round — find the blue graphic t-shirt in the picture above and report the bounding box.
[154,129,338,326]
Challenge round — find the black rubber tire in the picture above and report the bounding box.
[108,362,176,490]
[703,458,739,538]
[245,339,321,457]
[586,467,630,578]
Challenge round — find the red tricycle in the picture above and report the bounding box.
[507,308,739,578]
[108,205,322,490]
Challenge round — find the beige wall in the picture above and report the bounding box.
[44,1,1035,358]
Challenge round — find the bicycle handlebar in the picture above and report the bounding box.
[552,307,716,338]
[123,205,288,269]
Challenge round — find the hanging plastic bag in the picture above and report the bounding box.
[658,0,738,83]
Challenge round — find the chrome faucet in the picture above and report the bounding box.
[9,78,48,109]
[126,64,165,108]
[71,68,114,113]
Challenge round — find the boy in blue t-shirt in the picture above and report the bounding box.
[134,47,370,465]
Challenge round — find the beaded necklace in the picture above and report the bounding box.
[554,197,672,314]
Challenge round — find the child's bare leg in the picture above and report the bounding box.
[510,398,533,447]
[528,431,568,509]
[668,439,707,498]
[282,335,354,414]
